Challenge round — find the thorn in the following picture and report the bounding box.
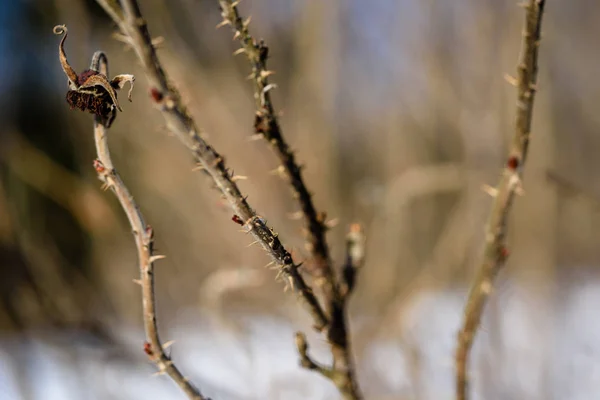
[231,0,241,7]
[260,70,275,79]
[242,16,252,30]
[324,218,340,229]
[288,211,304,220]
[163,340,175,350]
[247,134,263,141]
[149,255,167,263]
[151,36,165,48]
[275,269,284,280]
[212,157,224,168]
[152,370,166,377]
[101,182,111,191]
[112,32,133,46]
[514,183,525,196]
[133,279,143,286]
[263,260,276,269]
[269,165,286,177]
[481,184,498,198]
[231,175,248,182]
[503,73,518,87]
[216,20,230,29]
[233,48,246,56]
[233,30,241,40]
[246,240,260,248]
[192,163,205,171]
[262,83,277,93]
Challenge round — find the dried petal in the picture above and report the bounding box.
[78,73,122,111]
[111,74,135,102]
[77,69,99,86]
[53,25,78,89]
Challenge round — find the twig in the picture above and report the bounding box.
[455,2,546,400]
[89,51,208,400]
[217,0,334,288]
[216,3,362,398]
[94,0,328,330]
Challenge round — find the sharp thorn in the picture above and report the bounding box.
[260,70,275,79]
[481,184,498,198]
[503,73,518,87]
[163,340,175,350]
[262,83,277,93]
[149,255,167,263]
[216,20,231,29]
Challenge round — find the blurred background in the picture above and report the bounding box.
[1,0,599,399]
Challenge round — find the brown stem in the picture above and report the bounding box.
[91,53,208,400]
[455,2,546,400]
[216,2,363,398]
[94,0,328,331]
[217,0,333,282]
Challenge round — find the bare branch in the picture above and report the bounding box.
[455,2,546,400]
[217,0,333,281]
[90,52,208,400]
[216,2,363,398]
[94,0,328,331]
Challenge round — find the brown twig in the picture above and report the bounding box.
[455,2,546,400]
[216,3,362,398]
[94,0,328,331]
[89,51,208,400]
[216,0,333,286]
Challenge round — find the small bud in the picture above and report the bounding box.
[499,246,510,261]
[150,87,164,102]
[143,341,153,357]
[506,156,519,170]
[232,215,244,225]
[93,159,106,173]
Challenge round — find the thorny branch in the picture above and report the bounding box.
[216,0,334,287]
[86,50,207,399]
[455,2,546,400]
[216,2,362,398]
[94,0,328,330]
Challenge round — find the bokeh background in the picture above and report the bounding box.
[1,0,600,399]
